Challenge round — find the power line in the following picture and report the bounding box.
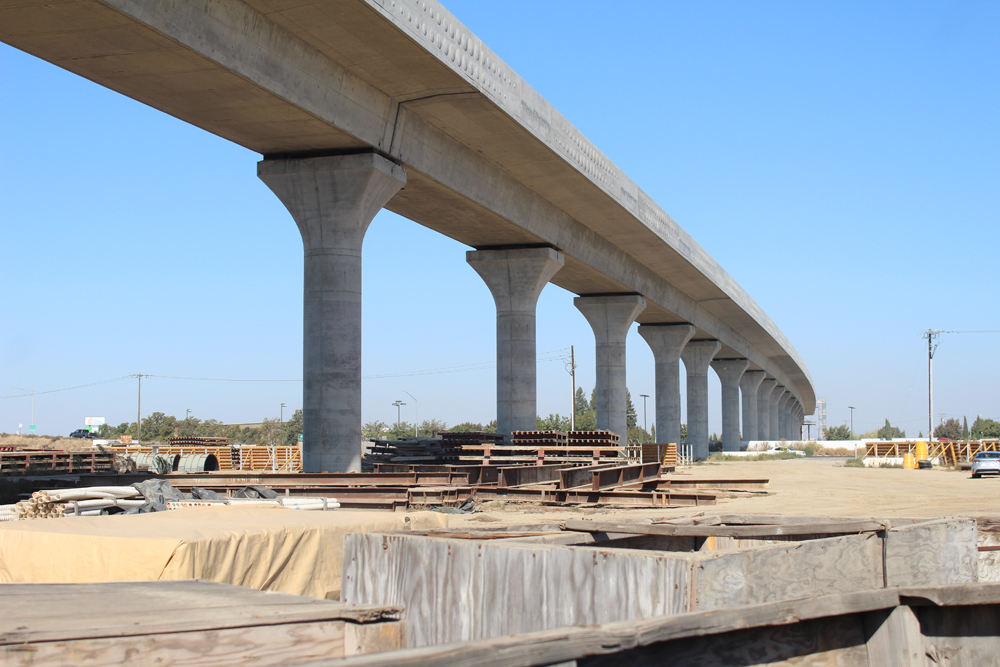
[0,348,576,397]
[0,375,134,400]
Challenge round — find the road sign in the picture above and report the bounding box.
[85,417,105,426]
[298,433,303,443]
[29,425,35,433]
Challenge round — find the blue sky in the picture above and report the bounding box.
[2,1,998,438]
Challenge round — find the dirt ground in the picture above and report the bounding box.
[447,457,1000,527]
[0,434,92,451]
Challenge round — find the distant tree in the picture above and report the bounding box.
[449,422,484,434]
[934,418,963,440]
[483,420,498,434]
[824,424,853,440]
[650,423,656,442]
[710,432,719,443]
[417,419,448,437]
[877,419,905,440]
[281,409,303,445]
[625,389,637,429]
[384,421,414,440]
[972,417,1000,439]
[963,416,970,439]
[362,420,389,441]
[537,413,571,431]
[574,387,589,420]
[680,423,687,442]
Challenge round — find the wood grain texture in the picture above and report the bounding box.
[863,606,924,667]
[695,533,884,610]
[579,615,870,667]
[917,604,1000,666]
[342,533,693,648]
[1,621,347,667]
[304,589,903,667]
[885,519,978,587]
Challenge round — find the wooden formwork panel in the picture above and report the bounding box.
[343,518,978,649]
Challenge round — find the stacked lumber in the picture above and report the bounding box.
[0,450,114,475]
[641,443,678,466]
[167,436,232,446]
[510,431,568,446]
[567,430,620,446]
[232,445,302,472]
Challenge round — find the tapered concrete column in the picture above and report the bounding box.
[638,324,695,448]
[739,370,766,443]
[757,378,777,441]
[711,358,749,452]
[575,295,646,444]
[258,153,405,472]
[769,385,784,442]
[468,247,564,439]
[681,340,722,460]
[778,391,793,440]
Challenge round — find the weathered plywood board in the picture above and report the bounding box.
[695,532,884,610]
[342,533,692,648]
[885,519,978,587]
[579,615,871,667]
[0,581,404,666]
[917,604,1000,666]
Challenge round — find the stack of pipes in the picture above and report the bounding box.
[167,497,341,511]
[9,487,144,520]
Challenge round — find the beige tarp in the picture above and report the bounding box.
[0,506,447,598]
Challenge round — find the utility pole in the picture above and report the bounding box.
[280,403,286,424]
[565,346,577,430]
[923,330,941,443]
[392,400,405,428]
[848,406,855,438]
[133,373,146,444]
[401,390,418,436]
[640,394,649,443]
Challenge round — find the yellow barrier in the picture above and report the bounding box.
[903,452,916,469]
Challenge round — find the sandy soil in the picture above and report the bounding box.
[0,434,93,452]
[446,457,1000,527]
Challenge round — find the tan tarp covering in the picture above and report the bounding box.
[0,506,447,598]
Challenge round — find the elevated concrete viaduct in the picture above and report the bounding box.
[2,0,815,468]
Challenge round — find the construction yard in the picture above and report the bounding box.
[4,444,1000,666]
[443,456,1000,526]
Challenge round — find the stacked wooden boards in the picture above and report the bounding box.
[0,580,405,666]
[342,516,978,648]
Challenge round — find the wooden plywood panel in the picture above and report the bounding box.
[579,615,870,667]
[695,533,884,611]
[886,519,978,587]
[342,533,692,648]
[916,605,1000,667]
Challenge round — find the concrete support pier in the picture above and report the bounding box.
[739,370,766,443]
[467,247,564,439]
[757,378,777,441]
[258,153,405,472]
[681,340,722,460]
[710,359,749,452]
[778,391,793,440]
[574,295,646,444]
[769,385,784,442]
[638,323,695,449]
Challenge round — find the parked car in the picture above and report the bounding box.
[68,429,95,439]
[971,451,1000,478]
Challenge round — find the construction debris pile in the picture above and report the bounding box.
[1,478,340,521]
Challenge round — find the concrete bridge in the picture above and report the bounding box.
[2,0,814,470]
